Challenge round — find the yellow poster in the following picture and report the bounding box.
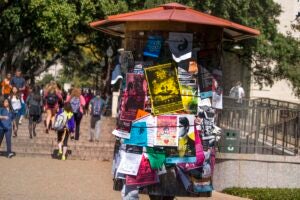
[144,63,183,115]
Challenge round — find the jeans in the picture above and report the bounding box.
[0,128,12,154]
[90,118,101,140]
[74,112,83,140]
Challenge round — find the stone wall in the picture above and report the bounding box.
[213,153,300,191]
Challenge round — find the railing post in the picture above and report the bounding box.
[296,111,300,155]
[255,107,261,153]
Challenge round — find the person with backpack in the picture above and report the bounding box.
[26,85,42,138]
[66,87,86,140]
[44,82,62,134]
[53,102,75,160]
[89,91,106,142]
[0,98,15,158]
[9,86,23,137]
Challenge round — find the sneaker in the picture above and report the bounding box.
[7,153,14,158]
[89,139,93,142]
[45,129,49,134]
[57,149,62,156]
[61,155,66,161]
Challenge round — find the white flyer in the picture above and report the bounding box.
[116,152,143,176]
[112,129,130,139]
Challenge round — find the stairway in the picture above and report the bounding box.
[0,115,116,160]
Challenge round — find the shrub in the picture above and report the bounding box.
[223,188,300,200]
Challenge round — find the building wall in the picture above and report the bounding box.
[249,0,300,103]
[36,62,63,81]
[213,153,300,191]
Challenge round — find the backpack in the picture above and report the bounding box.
[92,98,102,116]
[70,97,81,113]
[53,112,67,131]
[46,92,58,107]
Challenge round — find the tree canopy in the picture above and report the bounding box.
[0,0,299,95]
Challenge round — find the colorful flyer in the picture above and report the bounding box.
[126,155,159,186]
[154,115,178,147]
[120,73,147,121]
[144,63,183,115]
[178,67,198,114]
[124,122,148,146]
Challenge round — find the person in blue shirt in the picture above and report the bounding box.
[10,69,25,92]
[0,98,15,158]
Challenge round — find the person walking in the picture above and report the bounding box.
[66,87,85,140]
[229,81,245,104]
[89,91,105,142]
[54,102,75,160]
[26,86,42,138]
[9,86,23,137]
[1,73,12,98]
[44,82,62,134]
[10,69,26,124]
[0,98,15,158]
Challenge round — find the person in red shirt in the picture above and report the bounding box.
[1,73,12,98]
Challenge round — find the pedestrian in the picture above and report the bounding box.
[89,91,105,142]
[1,73,12,99]
[10,69,26,92]
[66,87,86,140]
[84,89,94,116]
[44,82,62,133]
[26,85,42,138]
[229,81,245,104]
[10,69,26,124]
[9,86,23,137]
[54,102,75,160]
[0,98,15,158]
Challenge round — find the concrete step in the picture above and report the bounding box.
[2,116,117,160]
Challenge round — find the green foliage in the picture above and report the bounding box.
[223,188,300,200]
[1,0,299,95]
[36,73,54,86]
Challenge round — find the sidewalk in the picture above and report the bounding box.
[0,157,249,200]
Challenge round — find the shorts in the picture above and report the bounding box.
[57,129,70,147]
[29,115,40,123]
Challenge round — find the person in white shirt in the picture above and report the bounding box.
[229,81,245,104]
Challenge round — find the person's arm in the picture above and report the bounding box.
[65,95,71,103]
[80,95,86,107]
[0,116,8,120]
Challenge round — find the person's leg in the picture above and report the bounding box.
[13,114,20,137]
[45,109,52,133]
[74,113,82,140]
[95,119,101,142]
[4,129,12,157]
[57,131,63,156]
[33,121,37,137]
[0,129,4,147]
[28,116,33,139]
[62,131,69,160]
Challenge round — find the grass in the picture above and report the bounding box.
[223,188,300,200]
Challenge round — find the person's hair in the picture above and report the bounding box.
[10,86,21,99]
[2,98,12,111]
[236,81,242,85]
[31,86,42,102]
[45,82,58,94]
[64,102,72,112]
[70,87,81,98]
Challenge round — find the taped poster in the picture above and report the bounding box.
[154,115,178,147]
[124,122,148,146]
[126,155,159,186]
[117,152,143,176]
[198,66,214,99]
[143,35,163,58]
[120,73,147,121]
[144,63,183,115]
[133,115,156,147]
[178,67,198,114]
[112,129,130,139]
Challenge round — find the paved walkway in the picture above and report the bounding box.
[0,157,249,200]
